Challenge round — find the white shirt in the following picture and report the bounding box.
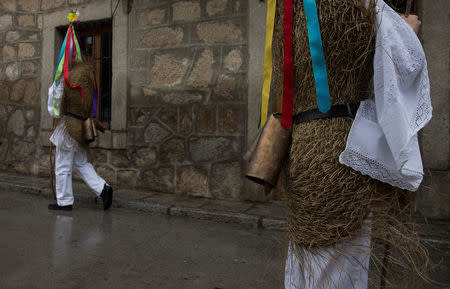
[339,0,432,191]
[47,81,80,151]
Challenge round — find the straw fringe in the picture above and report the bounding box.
[272,0,432,287]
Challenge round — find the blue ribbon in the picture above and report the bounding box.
[54,32,68,78]
[303,0,331,113]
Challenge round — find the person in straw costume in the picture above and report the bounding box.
[267,0,432,288]
[47,62,113,211]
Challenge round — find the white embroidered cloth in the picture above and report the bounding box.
[47,81,80,151]
[339,0,432,192]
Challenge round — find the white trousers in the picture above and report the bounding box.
[285,225,371,289]
[55,146,106,206]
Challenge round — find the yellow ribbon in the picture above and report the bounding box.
[259,0,277,128]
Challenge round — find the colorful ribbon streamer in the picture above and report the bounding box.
[303,0,331,113]
[259,0,277,128]
[281,0,294,129]
[53,22,96,116]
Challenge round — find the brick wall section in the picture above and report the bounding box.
[127,0,248,200]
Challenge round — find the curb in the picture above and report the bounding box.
[0,174,287,231]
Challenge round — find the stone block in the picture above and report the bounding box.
[128,70,148,85]
[6,31,20,42]
[196,21,242,43]
[140,27,184,47]
[137,8,166,26]
[12,140,35,161]
[112,132,127,149]
[189,137,231,162]
[197,106,216,133]
[24,126,36,140]
[133,147,157,167]
[158,107,178,132]
[0,15,13,31]
[129,107,157,126]
[18,0,38,11]
[111,150,131,168]
[18,43,36,58]
[0,138,8,162]
[212,74,239,101]
[210,161,242,199]
[22,61,37,74]
[28,33,38,40]
[218,105,244,134]
[126,126,145,146]
[39,130,52,147]
[177,166,208,197]
[160,138,185,163]
[96,165,116,185]
[25,110,35,121]
[0,83,8,102]
[224,48,243,71]
[18,15,34,27]
[91,148,108,164]
[160,92,203,105]
[172,1,201,22]
[187,49,214,88]
[7,110,25,136]
[130,50,148,68]
[206,0,228,16]
[142,166,175,193]
[0,0,16,11]
[117,170,139,188]
[151,54,189,87]
[179,107,193,135]
[144,122,172,144]
[5,63,20,81]
[11,79,36,105]
[41,0,65,10]
[2,46,16,62]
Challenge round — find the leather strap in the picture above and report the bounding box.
[64,111,86,121]
[293,101,360,125]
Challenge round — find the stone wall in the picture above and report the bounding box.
[0,0,43,175]
[1,0,249,201]
[126,0,248,199]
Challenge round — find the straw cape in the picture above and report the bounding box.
[62,62,95,147]
[272,0,431,287]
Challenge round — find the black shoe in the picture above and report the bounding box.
[100,184,113,210]
[48,204,73,211]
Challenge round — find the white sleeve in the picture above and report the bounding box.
[47,80,64,118]
[339,0,432,191]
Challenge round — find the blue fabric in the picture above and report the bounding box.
[303,0,331,113]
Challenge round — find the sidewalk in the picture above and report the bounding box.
[0,171,287,231]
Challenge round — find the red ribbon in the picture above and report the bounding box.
[281,0,294,129]
[63,25,84,103]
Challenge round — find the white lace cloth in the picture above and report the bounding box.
[47,81,80,151]
[339,0,432,192]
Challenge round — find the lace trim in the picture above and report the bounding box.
[339,146,422,192]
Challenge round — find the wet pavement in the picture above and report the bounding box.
[0,190,287,289]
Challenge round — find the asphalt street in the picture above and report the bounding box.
[0,190,287,289]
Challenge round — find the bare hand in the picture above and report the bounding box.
[400,14,421,35]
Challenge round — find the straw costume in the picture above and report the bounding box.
[47,12,112,211]
[261,0,432,288]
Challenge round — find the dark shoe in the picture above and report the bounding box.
[48,203,72,211]
[100,184,113,210]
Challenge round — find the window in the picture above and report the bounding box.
[56,20,112,123]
